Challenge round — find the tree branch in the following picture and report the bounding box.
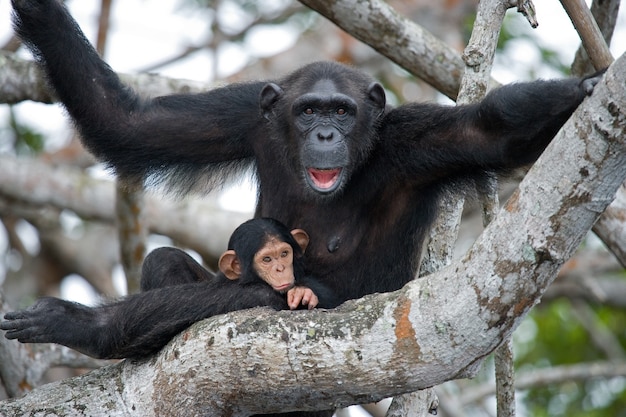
[593,182,626,267]
[460,361,626,404]
[571,0,620,76]
[0,51,211,105]
[0,155,249,260]
[2,51,625,417]
[0,52,54,104]
[116,184,147,292]
[298,0,466,100]
[560,0,614,70]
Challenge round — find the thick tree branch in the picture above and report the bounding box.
[298,0,465,100]
[0,51,210,104]
[0,52,54,104]
[2,52,625,417]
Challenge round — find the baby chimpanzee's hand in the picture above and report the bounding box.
[286,286,319,310]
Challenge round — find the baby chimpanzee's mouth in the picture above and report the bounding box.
[306,168,343,192]
[274,283,294,293]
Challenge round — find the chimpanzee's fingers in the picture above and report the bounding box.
[287,289,302,310]
[306,292,319,310]
[3,327,25,340]
[2,310,28,321]
[0,320,16,332]
[581,68,606,95]
[1,320,32,340]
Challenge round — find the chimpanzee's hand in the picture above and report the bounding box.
[287,286,319,310]
[580,69,607,95]
[1,297,92,345]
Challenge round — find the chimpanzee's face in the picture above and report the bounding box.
[253,237,295,293]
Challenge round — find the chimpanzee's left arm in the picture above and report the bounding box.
[380,72,603,178]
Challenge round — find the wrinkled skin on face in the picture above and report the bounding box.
[253,238,319,309]
[253,237,295,292]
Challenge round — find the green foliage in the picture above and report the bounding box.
[515,300,626,417]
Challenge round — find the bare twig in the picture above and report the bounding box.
[512,0,538,28]
[461,361,626,404]
[495,340,516,417]
[560,0,614,70]
[115,185,147,292]
[571,0,620,76]
[593,183,626,268]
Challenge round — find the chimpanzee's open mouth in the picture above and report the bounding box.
[306,168,343,193]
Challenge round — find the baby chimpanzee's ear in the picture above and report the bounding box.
[218,250,242,280]
[290,229,310,253]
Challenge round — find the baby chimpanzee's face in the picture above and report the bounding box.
[253,237,295,293]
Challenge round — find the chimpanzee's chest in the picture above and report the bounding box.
[259,184,417,272]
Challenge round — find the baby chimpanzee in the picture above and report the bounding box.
[218,217,327,309]
[1,218,338,359]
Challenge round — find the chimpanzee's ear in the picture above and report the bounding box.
[260,83,283,119]
[290,229,310,253]
[367,82,386,111]
[218,250,242,280]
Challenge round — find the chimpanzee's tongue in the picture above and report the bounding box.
[308,168,341,190]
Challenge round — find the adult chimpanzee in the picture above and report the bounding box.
[7,0,601,392]
[1,218,338,359]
